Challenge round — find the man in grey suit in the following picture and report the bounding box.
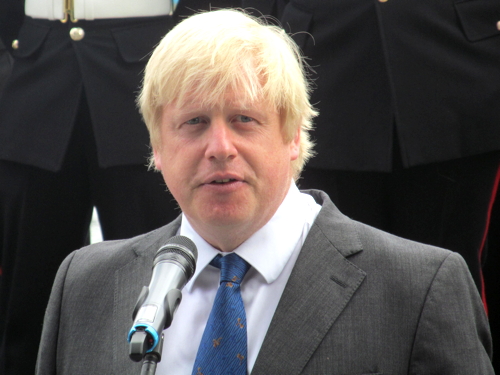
[36,9,494,374]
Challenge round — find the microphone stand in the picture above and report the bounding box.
[141,334,164,375]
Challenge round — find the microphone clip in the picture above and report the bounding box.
[129,330,164,375]
[128,287,182,361]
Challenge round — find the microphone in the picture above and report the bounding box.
[128,235,198,362]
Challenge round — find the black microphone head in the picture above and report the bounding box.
[154,235,198,281]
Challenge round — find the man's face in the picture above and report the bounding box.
[153,92,300,250]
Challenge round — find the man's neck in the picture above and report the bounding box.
[183,181,295,252]
[185,213,275,252]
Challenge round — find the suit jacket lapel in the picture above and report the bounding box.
[252,191,366,374]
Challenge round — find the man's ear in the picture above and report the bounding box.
[153,148,162,171]
[289,128,300,161]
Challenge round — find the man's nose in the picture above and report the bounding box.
[204,119,238,161]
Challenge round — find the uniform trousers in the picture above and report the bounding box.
[0,91,180,374]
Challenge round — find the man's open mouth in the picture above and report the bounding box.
[212,179,237,184]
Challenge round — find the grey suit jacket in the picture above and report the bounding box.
[36,190,494,374]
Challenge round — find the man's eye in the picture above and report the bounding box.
[236,115,254,123]
[186,117,201,125]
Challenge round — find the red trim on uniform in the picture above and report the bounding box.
[479,162,500,315]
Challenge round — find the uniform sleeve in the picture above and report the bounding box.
[410,252,494,374]
[35,251,77,375]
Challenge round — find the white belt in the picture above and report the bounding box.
[25,0,175,21]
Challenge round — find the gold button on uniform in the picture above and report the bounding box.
[12,40,19,50]
[497,21,500,31]
[70,27,85,41]
[378,0,388,3]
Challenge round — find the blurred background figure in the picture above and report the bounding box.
[243,0,500,368]
[0,1,236,373]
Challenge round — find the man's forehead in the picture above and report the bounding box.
[167,90,277,113]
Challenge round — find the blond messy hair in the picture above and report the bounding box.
[138,9,317,180]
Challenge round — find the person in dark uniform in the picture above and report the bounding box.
[0,1,236,374]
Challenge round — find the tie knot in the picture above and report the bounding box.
[211,253,251,285]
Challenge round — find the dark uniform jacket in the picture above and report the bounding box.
[0,0,236,172]
[244,0,500,171]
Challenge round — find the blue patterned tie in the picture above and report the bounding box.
[192,253,251,375]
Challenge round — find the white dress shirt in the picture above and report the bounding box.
[157,182,321,374]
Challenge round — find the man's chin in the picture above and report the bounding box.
[203,211,249,228]
[192,204,253,229]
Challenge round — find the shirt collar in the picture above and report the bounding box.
[180,181,320,291]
